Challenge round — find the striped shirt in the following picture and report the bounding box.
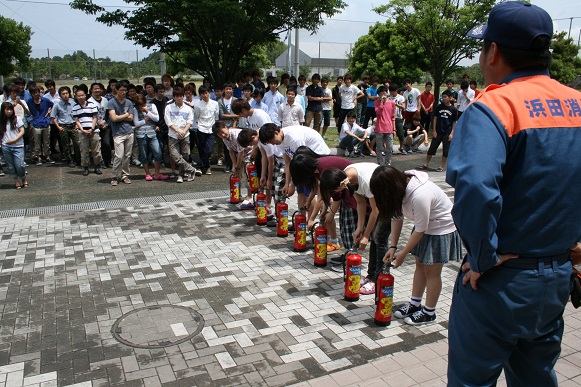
[73,100,98,132]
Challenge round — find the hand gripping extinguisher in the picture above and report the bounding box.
[292,207,307,252]
[276,197,289,237]
[229,174,240,204]
[246,162,260,193]
[255,190,268,226]
[312,222,328,267]
[344,250,362,302]
[374,263,394,326]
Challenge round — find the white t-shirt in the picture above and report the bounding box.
[279,125,331,158]
[322,88,332,111]
[345,162,379,198]
[246,108,271,130]
[365,125,375,136]
[339,84,361,110]
[2,117,25,147]
[457,88,475,112]
[403,88,421,112]
[388,94,405,120]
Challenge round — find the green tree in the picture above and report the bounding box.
[375,0,497,96]
[0,16,32,77]
[348,21,427,85]
[550,31,581,85]
[71,0,346,85]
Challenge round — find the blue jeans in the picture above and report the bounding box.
[196,131,215,170]
[137,136,163,164]
[3,146,25,179]
[448,256,572,386]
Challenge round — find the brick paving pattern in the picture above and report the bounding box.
[0,172,579,386]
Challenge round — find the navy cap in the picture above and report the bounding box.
[467,1,553,50]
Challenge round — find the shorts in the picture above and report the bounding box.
[339,203,358,251]
[408,134,423,146]
[271,158,285,202]
[296,185,310,196]
[410,230,463,265]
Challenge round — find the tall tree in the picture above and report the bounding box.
[71,0,346,85]
[348,21,427,85]
[550,31,581,85]
[375,0,496,96]
[0,16,32,77]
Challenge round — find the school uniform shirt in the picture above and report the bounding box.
[51,98,76,125]
[278,101,304,127]
[339,84,361,110]
[43,91,60,104]
[278,125,330,158]
[345,162,379,198]
[250,99,268,112]
[403,87,421,113]
[222,128,246,153]
[262,90,284,126]
[164,101,194,139]
[457,88,475,112]
[2,117,25,147]
[194,98,219,134]
[72,100,98,132]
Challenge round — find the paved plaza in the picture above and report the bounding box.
[0,169,580,386]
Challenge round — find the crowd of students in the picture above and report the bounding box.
[0,72,472,325]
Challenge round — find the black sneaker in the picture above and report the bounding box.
[82,168,89,176]
[404,310,437,325]
[330,256,343,265]
[266,219,277,227]
[393,302,422,319]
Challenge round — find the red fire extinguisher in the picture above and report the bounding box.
[312,223,328,267]
[292,209,307,252]
[344,250,362,302]
[255,190,268,226]
[229,174,240,204]
[246,163,260,193]
[276,199,288,238]
[374,264,394,326]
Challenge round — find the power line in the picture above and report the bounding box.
[2,0,139,8]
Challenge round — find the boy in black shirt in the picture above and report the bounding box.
[419,90,457,172]
[403,114,427,154]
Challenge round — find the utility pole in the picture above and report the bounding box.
[47,48,52,80]
[93,49,97,81]
[294,29,300,77]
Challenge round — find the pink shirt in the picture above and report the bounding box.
[374,99,396,134]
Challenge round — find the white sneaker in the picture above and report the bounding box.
[176,175,184,183]
[217,159,223,166]
[195,169,202,176]
[187,172,195,182]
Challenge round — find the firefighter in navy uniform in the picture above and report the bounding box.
[446,2,581,386]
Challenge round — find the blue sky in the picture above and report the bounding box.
[2,0,580,61]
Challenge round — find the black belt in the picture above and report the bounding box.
[501,252,570,270]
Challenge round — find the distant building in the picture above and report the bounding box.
[266,44,349,78]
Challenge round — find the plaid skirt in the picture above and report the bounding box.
[339,203,358,251]
[410,230,463,265]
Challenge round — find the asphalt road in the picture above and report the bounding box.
[0,148,430,211]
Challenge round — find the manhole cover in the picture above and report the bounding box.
[111,305,204,348]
